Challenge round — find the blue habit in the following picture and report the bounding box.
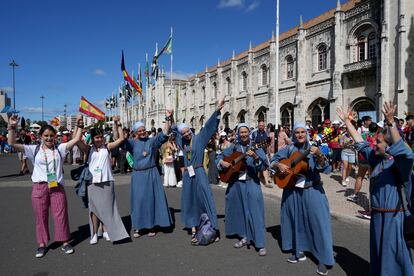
[355,139,414,276]
[271,143,335,266]
[172,111,220,229]
[127,132,173,231]
[217,143,267,249]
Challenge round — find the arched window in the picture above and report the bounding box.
[226,77,231,95]
[212,82,217,98]
[318,44,327,71]
[202,86,206,103]
[241,71,248,91]
[261,65,268,85]
[368,32,376,60]
[286,56,294,79]
[358,36,366,61]
[192,89,196,106]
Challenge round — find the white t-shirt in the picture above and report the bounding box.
[88,145,114,183]
[24,144,68,184]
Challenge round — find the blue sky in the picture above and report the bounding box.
[0,0,345,121]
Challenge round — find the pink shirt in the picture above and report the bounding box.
[278,131,290,150]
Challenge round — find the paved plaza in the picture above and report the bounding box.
[0,154,371,275]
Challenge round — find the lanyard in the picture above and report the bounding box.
[185,139,193,162]
[43,147,57,174]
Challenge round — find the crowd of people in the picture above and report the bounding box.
[4,98,414,276]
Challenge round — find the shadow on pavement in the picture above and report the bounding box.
[333,245,370,275]
[266,225,282,249]
[69,224,91,247]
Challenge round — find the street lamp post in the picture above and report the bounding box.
[9,60,19,110]
[40,95,45,122]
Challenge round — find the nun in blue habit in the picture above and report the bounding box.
[216,123,267,256]
[337,102,414,276]
[127,114,173,238]
[172,98,225,243]
[270,122,334,275]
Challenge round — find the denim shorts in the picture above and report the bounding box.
[341,151,356,163]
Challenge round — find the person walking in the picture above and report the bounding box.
[161,135,178,188]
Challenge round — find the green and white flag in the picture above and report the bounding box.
[126,152,134,168]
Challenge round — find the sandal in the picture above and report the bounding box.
[132,230,141,238]
[233,238,247,248]
[147,232,156,237]
[191,232,198,244]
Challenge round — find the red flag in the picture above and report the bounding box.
[121,50,142,94]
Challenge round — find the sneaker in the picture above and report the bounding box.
[287,253,306,263]
[35,247,47,258]
[233,238,247,248]
[61,244,74,254]
[341,181,347,187]
[176,181,183,188]
[347,194,358,203]
[258,248,267,256]
[317,264,328,275]
[358,210,371,220]
[345,177,350,182]
[103,232,110,241]
[90,233,98,244]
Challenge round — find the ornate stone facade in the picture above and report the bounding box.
[142,0,414,130]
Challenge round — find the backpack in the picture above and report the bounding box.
[194,213,217,246]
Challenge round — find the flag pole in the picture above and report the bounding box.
[132,70,135,126]
[145,52,149,127]
[275,0,280,125]
[170,26,173,112]
[155,42,159,128]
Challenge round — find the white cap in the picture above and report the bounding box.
[332,120,340,125]
[377,121,384,128]
[220,131,227,136]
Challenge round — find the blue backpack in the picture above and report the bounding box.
[194,213,217,246]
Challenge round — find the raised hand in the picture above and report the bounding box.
[216,97,225,112]
[382,101,397,124]
[8,114,19,128]
[76,114,84,125]
[336,106,353,122]
[166,109,174,118]
[113,115,120,123]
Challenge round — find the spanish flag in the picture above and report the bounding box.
[79,96,105,121]
[121,50,142,94]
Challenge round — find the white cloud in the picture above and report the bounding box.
[0,86,13,93]
[20,106,63,115]
[246,1,259,12]
[218,0,244,9]
[218,0,259,12]
[94,69,106,76]
[170,71,194,80]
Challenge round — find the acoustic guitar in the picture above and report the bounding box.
[219,137,270,183]
[273,131,340,189]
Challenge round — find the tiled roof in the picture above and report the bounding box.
[185,0,362,81]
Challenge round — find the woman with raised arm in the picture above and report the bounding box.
[337,102,414,276]
[7,114,82,258]
[128,110,174,238]
[216,123,268,256]
[173,98,225,244]
[270,123,334,276]
[76,116,129,244]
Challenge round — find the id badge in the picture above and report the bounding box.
[187,165,195,177]
[239,173,247,181]
[47,173,58,188]
[295,176,306,188]
[92,168,102,183]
